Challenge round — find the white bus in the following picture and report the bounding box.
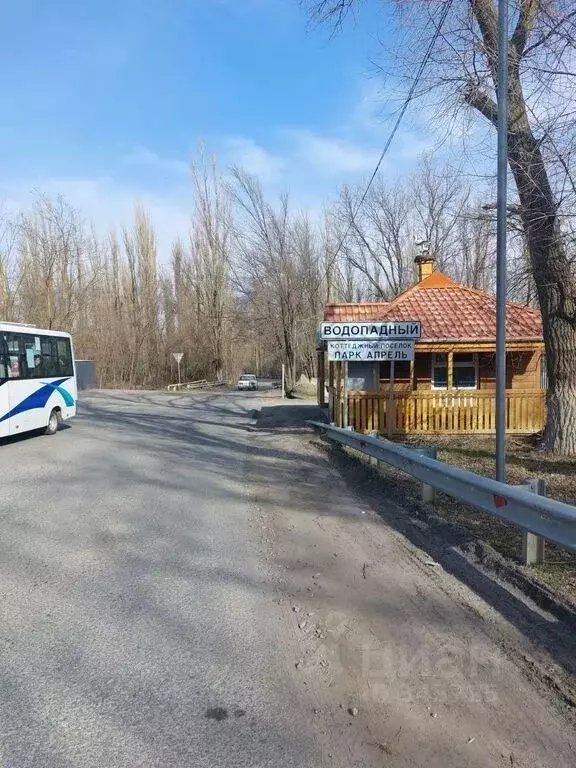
[0,322,77,438]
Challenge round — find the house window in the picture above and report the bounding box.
[380,360,411,382]
[454,353,478,389]
[432,354,448,389]
[432,353,478,389]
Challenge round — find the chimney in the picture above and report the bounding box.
[414,240,435,282]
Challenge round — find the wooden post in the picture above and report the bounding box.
[447,350,454,390]
[521,479,546,565]
[409,358,416,431]
[335,363,341,426]
[342,361,349,429]
[317,348,326,407]
[328,360,335,422]
[387,360,395,438]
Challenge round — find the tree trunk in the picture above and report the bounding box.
[506,81,576,453]
[466,0,576,454]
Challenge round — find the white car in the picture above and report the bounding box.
[237,374,258,391]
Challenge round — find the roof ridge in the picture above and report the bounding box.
[325,300,390,306]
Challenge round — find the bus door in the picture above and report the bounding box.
[3,333,35,435]
[0,333,10,438]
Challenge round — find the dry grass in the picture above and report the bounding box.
[389,434,576,601]
[293,378,318,400]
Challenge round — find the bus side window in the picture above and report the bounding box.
[56,339,73,376]
[41,339,59,377]
[4,332,23,379]
[0,335,8,380]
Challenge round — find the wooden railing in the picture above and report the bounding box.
[332,389,546,435]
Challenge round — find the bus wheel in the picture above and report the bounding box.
[45,409,61,436]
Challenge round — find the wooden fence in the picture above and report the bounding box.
[167,379,224,392]
[331,389,546,435]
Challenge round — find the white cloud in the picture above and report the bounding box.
[285,129,380,175]
[0,82,459,268]
[351,80,391,133]
[123,146,190,176]
[223,137,285,182]
[0,176,192,263]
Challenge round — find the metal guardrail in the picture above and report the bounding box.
[167,379,224,392]
[308,421,576,554]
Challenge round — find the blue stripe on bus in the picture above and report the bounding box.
[0,378,74,423]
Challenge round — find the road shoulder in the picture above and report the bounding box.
[245,402,576,767]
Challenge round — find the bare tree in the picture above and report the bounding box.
[230,168,326,393]
[230,168,299,392]
[330,161,475,296]
[411,158,471,274]
[189,158,234,380]
[17,195,90,330]
[334,181,412,297]
[454,201,496,290]
[0,208,19,321]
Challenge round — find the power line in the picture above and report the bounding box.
[329,0,455,265]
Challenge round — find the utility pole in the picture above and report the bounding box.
[495,0,509,482]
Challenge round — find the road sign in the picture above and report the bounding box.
[320,321,421,341]
[327,340,415,362]
[172,352,184,385]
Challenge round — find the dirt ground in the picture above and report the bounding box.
[248,402,576,768]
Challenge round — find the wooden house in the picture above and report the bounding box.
[318,254,545,435]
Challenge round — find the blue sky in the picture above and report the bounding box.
[0,0,448,255]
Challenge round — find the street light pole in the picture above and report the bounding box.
[495,0,509,482]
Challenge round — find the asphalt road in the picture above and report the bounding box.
[1,390,574,767]
[0,390,321,768]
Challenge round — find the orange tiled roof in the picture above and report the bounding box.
[325,301,390,322]
[324,272,543,342]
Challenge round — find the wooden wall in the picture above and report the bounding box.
[478,351,542,390]
[414,354,432,391]
[378,360,413,392]
[376,349,543,393]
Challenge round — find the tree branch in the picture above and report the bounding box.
[511,0,540,58]
[469,0,499,75]
[523,9,576,57]
[464,82,499,125]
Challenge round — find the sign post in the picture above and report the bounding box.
[388,361,395,438]
[342,361,348,428]
[172,352,184,385]
[281,364,285,399]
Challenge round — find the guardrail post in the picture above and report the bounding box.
[367,431,379,466]
[521,479,546,566]
[416,446,437,503]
